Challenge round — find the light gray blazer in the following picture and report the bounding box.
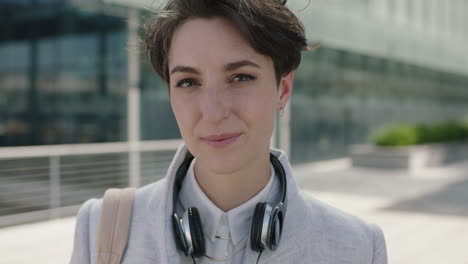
[70,145,387,264]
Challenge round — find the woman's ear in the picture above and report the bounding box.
[277,71,294,110]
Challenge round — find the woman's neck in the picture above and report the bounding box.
[193,152,271,212]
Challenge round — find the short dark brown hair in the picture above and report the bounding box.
[144,0,308,85]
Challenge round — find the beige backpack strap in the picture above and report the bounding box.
[97,188,136,264]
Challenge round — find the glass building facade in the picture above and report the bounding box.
[292,47,468,163]
[1,0,129,146]
[140,59,180,140]
[0,0,180,147]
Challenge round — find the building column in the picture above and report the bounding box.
[271,101,291,157]
[369,0,389,21]
[429,0,439,36]
[127,8,141,188]
[279,101,291,157]
[412,0,424,30]
[394,0,408,25]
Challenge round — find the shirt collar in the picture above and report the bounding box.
[178,158,277,245]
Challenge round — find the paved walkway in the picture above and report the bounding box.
[295,160,468,264]
[1,161,468,264]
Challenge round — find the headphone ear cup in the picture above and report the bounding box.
[268,209,283,251]
[250,202,267,252]
[172,214,188,255]
[188,207,206,257]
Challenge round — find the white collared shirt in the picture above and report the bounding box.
[176,158,278,264]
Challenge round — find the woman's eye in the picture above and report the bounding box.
[232,74,256,82]
[176,78,199,88]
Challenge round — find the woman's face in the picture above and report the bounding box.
[168,17,293,174]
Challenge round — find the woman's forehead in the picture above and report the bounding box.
[168,17,272,70]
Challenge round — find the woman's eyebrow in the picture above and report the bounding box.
[170,60,260,75]
[224,60,261,71]
[170,65,200,75]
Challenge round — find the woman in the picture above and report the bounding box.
[71,0,388,263]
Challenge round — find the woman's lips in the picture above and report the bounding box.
[202,133,242,148]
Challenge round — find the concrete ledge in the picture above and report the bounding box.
[350,141,468,171]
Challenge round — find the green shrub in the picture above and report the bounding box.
[372,121,468,147]
[372,125,419,146]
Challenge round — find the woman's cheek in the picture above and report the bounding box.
[172,96,196,133]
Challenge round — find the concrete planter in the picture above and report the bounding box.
[350,141,468,171]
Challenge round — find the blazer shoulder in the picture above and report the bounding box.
[70,198,100,264]
[135,177,167,201]
[305,193,371,231]
[71,178,170,263]
[302,193,387,264]
[132,177,168,213]
[75,177,169,230]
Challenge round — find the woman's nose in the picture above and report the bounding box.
[200,85,230,123]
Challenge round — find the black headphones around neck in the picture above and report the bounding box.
[172,151,288,258]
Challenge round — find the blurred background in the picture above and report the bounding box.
[0,0,467,263]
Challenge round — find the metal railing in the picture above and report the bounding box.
[0,139,182,227]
